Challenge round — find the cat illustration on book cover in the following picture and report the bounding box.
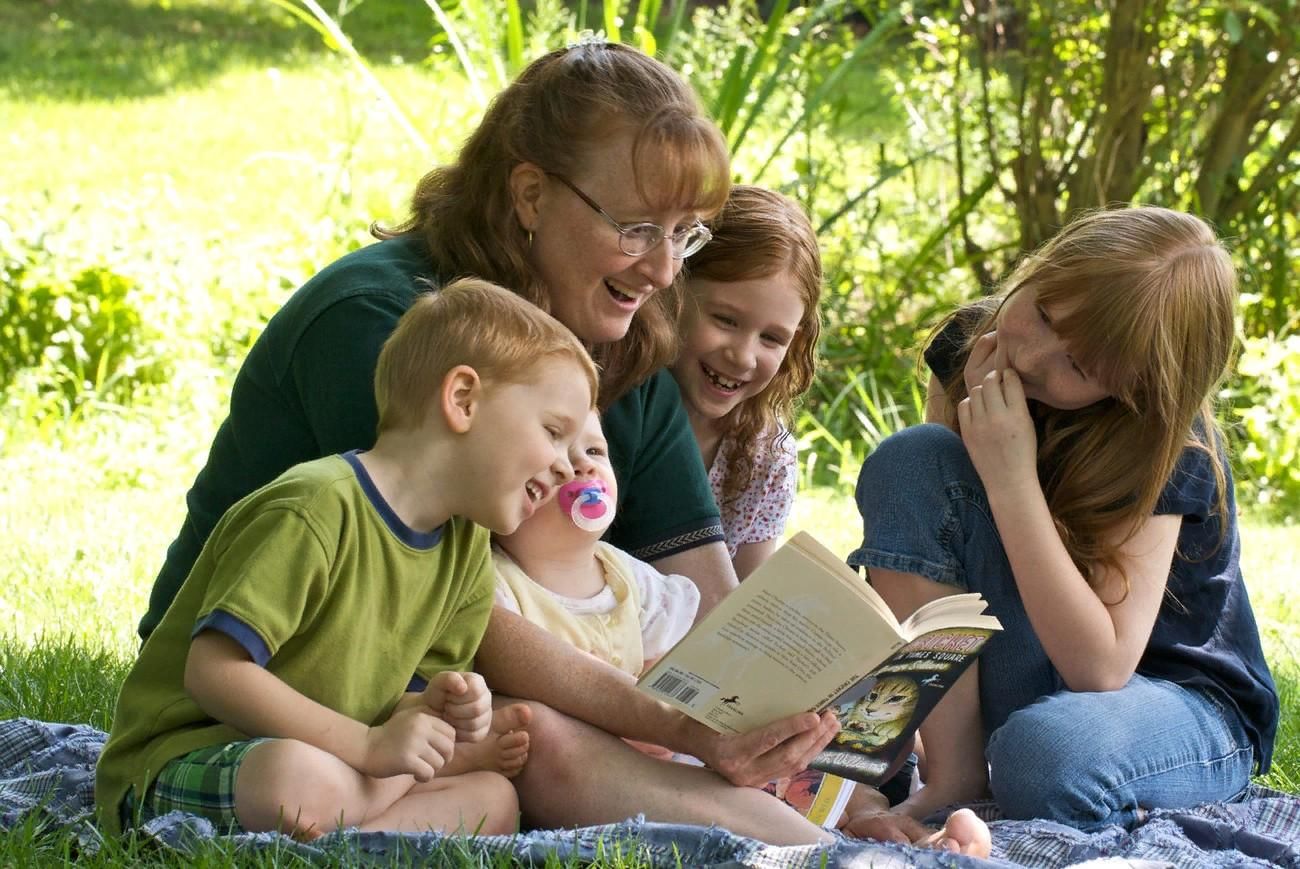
[832,675,919,753]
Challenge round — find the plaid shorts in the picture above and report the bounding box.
[140,738,269,833]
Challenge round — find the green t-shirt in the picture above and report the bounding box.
[98,453,494,835]
[140,234,722,640]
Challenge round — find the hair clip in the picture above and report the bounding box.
[567,30,609,50]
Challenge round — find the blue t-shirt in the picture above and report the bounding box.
[1145,444,1277,771]
[925,311,1279,772]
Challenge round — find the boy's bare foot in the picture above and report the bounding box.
[838,807,991,859]
[442,703,531,778]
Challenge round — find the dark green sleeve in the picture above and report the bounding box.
[288,293,408,455]
[141,239,432,642]
[602,369,724,561]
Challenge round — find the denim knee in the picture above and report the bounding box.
[855,425,972,503]
[986,697,1118,827]
[985,679,1255,830]
[848,424,986,588]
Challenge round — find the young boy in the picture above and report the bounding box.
[95,278,598,840]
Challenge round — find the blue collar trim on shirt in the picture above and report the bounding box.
[341,450,445,550]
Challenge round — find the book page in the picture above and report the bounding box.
[902,594,1001,639]
[639,532,906,733]
[786,532,900,627]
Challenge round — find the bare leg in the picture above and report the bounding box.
[867,567,989,819]
[358,770,518,836]
[509,700,831,846]
[234,738,516,838]
[442,703,531,779]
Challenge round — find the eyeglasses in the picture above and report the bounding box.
[548,173,713,259]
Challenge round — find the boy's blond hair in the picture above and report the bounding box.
[375,277,599,434]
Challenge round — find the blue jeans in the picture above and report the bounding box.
[847,424,1255,830]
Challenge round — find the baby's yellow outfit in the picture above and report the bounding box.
[492,541,698,677]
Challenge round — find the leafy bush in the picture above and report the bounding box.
[0,206,168,408]
[1228,335,1300,520]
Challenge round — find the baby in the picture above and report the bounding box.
[492,410,699,680]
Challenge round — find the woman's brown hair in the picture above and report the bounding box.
[684,186,823,504]
[930,206,1237,592]
[378,42,730,406]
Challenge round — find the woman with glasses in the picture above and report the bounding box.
[134,41,850,844]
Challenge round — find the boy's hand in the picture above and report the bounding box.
[422,671,493,742]
[363,706,456,781]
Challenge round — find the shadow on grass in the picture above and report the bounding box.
[0,0,435,102]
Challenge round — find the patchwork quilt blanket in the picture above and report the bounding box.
[2,717,1297,867]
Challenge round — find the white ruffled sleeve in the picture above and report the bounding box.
[625,554,700,661]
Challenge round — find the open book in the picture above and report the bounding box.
[638,531,1001,786]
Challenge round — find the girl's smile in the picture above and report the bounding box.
[673,272,805,425]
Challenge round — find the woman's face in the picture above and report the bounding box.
[522,131,705,345]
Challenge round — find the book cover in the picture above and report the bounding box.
[809,626,996,784]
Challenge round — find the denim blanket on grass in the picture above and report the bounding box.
[2,717,1298,868]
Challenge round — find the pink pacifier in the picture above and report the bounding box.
[557,479,615,533]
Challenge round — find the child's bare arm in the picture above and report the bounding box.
[731,539,778,581]
[959,368,1179,690]
[185,630,455,780]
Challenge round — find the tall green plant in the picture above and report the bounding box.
[797,369,925,488]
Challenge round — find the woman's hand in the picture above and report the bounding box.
[958,368,1038,493]
[694,710,839,787]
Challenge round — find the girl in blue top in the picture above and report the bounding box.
[845,206,1278,830]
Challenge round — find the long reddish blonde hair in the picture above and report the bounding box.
[683,186,823,504]
[378,43,730,405]
[931,206,1236,590]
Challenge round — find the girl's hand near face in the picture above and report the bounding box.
[958,368,1038,494]
[962,331,1006,394]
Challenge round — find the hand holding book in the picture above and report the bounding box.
[638,532,1002,787]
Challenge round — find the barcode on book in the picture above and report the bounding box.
[649,668,704,707]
